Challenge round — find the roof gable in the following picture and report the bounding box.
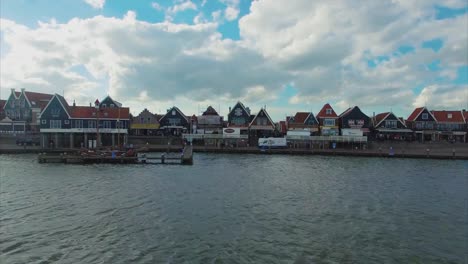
[375,112,407,128]
[203,106,219,116]
[249,108,275,128]
[100,96,122,107]
[374,112,389,126]
[39,94,71,119]
[304,112,318,124]
[407,107,424,121]
[159,106,188,123]
[415,107,436,122]
[229,101,249,117]
[317,103,338,118]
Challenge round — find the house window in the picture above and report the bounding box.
[326,109,332,115]
[116,121,122,129]
[110,104,115,108]
[41,119,47,124]
[64,120,70,125]
[448,113,452,119]
[168,118,180,126]
[232,117,246,125]
[88,120,96,128]
[324,119,335,126]
[422,113,428,120]
[385,120,397,128]
[50,120,61,129]
[74,120,83,128]
[103,121,111,128]
[172,110,176,116]
[102,104,107,108]
[51,108,61,117]
[140,117,145,123]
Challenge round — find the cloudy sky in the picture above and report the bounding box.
[1,0,467,120]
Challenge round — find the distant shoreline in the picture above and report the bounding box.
[1,145,466,160]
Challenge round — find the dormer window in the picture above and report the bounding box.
[448,113,452,119]
[102,104,107,108]
[422,113,428,120]
[326,109,332,115]
[110,104,115,108]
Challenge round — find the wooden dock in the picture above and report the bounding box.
[37,145,194,165]
[139,145,193,165]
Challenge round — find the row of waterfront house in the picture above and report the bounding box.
[1,88,467,148]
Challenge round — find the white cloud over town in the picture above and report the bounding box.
[1,0,467,118]
[84,0,105,9]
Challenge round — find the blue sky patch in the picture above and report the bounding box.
[454,65,468,84]
[422,38,443,52]
[435,5,467,20]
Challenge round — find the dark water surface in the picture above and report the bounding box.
[0,154,467,264]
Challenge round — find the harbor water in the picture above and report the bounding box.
[0,154,467,263]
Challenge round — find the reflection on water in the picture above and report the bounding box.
[0,154,467,263]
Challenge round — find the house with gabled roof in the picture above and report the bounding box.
[431,110,466,142]
[227,101,251,127]
[337,106,370,136]
[129,108,160,136]
[99,95,122,108]
[286,112,319,135]
[2,88,54,133]
[39,94,130,148]
[406,107,438,142]
[159,106,189,136]
[248,107,276,145]
[373,112,413,141]
[316,103,339,136]
[196,106,223,134]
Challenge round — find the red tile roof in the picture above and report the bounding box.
[431,110,465,123]
[374,112,389,125]
[69,106,130,119]
[317,103,338,118]
[0,100,5,109]
[293,112,310,123]
[407,107,424,121]
[24,91,54,110]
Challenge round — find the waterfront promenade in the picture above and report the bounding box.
[1,141,467,160]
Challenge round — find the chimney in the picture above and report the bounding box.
[89,102,92,107]
[11,88,15,95]
[73,100,76,107]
